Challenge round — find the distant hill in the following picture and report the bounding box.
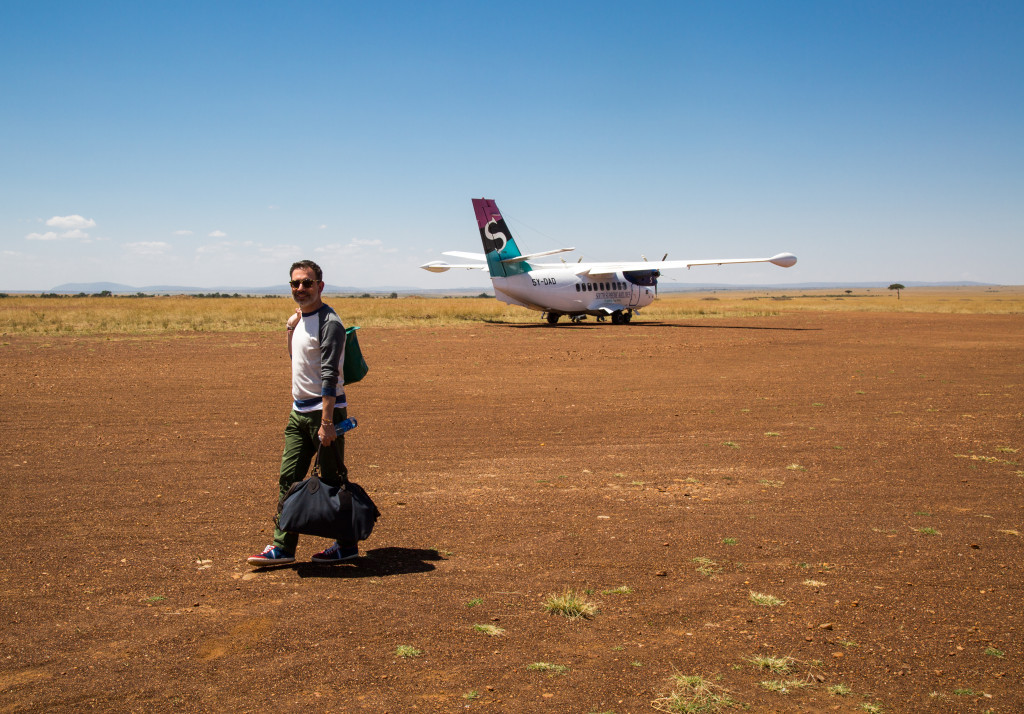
[33,279,1004,296]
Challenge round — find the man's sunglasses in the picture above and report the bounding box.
[289,279,317,289]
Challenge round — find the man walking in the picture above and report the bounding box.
[248,260,358,565]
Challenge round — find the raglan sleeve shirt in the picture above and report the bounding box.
[290,305,347,412]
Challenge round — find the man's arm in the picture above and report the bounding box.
[317,308,345,447]
[286,308,301,353]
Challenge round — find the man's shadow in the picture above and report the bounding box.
[292,546,445,579]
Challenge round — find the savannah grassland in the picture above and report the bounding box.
[2,287,1022,712]
[1,285,1022,335]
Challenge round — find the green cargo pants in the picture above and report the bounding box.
[273,406,351,552]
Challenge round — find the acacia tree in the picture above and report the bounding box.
[888,283,906,300]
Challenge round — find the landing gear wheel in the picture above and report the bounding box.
[622,310,633,323]
[545,312,561,325]
[611,311,623,324]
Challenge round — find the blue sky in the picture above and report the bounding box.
[2,1,1021,291]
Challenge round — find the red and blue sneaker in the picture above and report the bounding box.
[247,545,296,566]
[311,542,359,564]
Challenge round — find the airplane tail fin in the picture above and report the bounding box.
[473,198,530,277]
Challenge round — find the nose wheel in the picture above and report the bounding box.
[611,310,633,324]
[545,312,561,324]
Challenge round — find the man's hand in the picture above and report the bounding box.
[318,419,336,446]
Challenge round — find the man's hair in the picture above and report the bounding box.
[290,260,323,281]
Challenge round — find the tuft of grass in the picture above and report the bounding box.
[652,674,740,713]
[860,703,885,713]
[394,645,423,658]
[764,431,781,437]
[785,463,806,471]
[526,662,568,675]
[722,537,738,546]
[543,588,598,620]
[723,441,740,449]
[759,479,786,488]
[749,591,785,607]
[915,527,940,535]
[760,679,810,693]
[693,557,721,578]
[748,655,794,674]
[463,690,479,700]
[465,597,483,608]
[984,646,1005,658]
[473,624,505,636]
[601,585,633,595]
[802,579,826,587]
[828,683,852,696]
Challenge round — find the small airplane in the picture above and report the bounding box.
[421,198,797,324]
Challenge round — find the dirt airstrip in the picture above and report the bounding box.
[1,310,1022,713]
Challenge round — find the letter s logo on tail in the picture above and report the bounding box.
[483,219,508,253]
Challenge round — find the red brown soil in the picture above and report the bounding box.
[1,311,1022,712]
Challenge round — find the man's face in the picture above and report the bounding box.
[290,266,323,309]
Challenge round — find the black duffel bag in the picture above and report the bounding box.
[278,443,379,542]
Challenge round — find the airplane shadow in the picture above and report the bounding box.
[251,547,445,579]
[496,323,600,330]
[485,320,817,332]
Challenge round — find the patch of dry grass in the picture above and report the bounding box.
[3,285,1020,336]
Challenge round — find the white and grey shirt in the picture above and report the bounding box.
[290,304,347,413]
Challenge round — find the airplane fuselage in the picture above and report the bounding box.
[492,268,656,316]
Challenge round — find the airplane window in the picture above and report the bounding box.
[575,284,580,292]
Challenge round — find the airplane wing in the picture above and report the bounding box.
[423,247,576,272]
[530,252,797,275]
[420,260,488,273]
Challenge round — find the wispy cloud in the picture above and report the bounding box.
[208,230,227,238]
[172,229,194,236]
[26,231,59,241]
[46,215,96,230]
[126,241,171,255]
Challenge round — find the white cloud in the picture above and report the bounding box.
[351,238,382,247]
[173,229,194,236]
[46,215,96,230]
[209,230,227,238]
[26,231,59,241]
[126,241,171,255]
[60,229,89,239]
[317,224,328,230]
